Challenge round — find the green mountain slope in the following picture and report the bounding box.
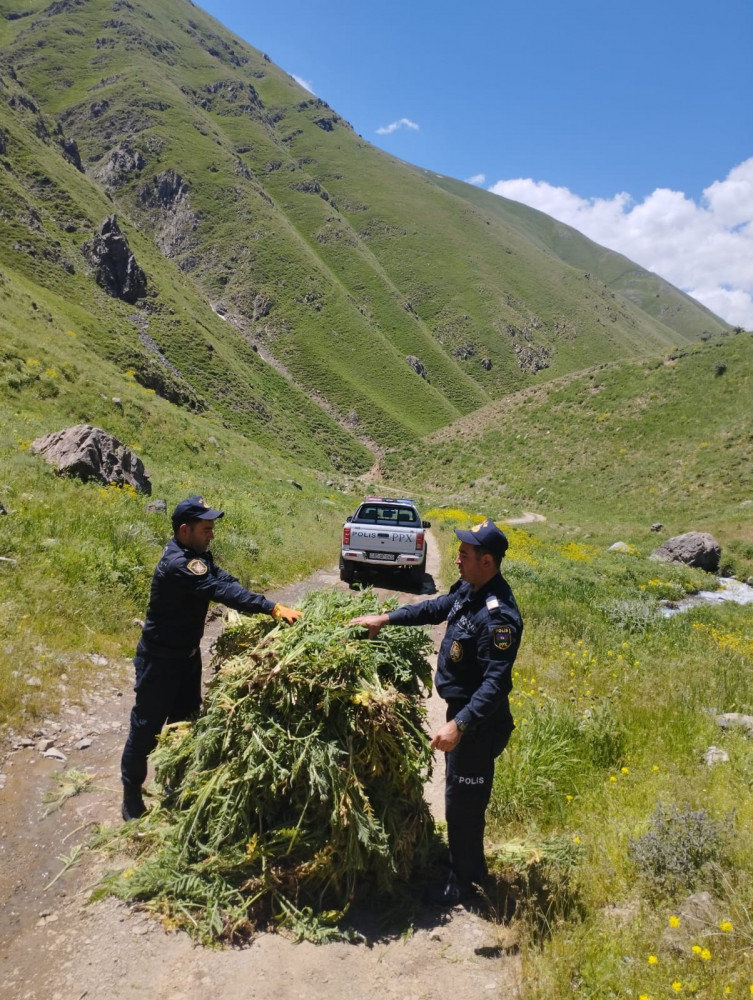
[0,0,729,457]
[382,332,753,534]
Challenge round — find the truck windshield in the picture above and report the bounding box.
[354,505,418,526]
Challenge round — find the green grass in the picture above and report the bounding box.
[384,332,753,578]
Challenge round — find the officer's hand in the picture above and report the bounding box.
[348,613,389,639]
[272,604,302,625]
[430,720,462,752]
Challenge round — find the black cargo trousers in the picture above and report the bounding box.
[444,701,512,886]
[120,641,202,791]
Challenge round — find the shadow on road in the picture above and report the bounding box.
[343,567,438,597]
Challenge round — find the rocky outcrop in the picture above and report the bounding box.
[139,168,188,210]
[406,355,427,379]
[138,170,199,258]
[92,142,146,189]
[650,532,721,572]
[82,215,147,303]
[59,136,83,172]
[31,424,151,494]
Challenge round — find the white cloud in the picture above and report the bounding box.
[292,74,314,94]
[466,173,486,186]
[376,117,419,136]
[488,158,753,328]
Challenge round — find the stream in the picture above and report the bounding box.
[660,576,753,617]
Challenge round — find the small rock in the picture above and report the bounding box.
[717,712,753,733]
[702,745,729,766]
[608,542,632,553]
[88,654,108,667]
[650,522,663,532]
[75,738,93,751]
[37,738,56,752]
[43,747,67,761]
[26,676,42,687]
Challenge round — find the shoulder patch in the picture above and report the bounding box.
[493,624,514,650]
[486,596,500,610]
[187,558,208,576]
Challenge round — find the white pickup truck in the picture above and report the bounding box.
[339,496,431,586]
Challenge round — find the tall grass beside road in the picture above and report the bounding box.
[429,510,753,995]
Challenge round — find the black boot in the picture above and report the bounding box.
[423,871,477,907]
[121,789,146,821]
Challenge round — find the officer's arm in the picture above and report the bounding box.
[175,561,277,618]
[454,616,521,731]
[386,590,457,627]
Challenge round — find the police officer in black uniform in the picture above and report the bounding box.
[349,518,522,906]
[120,496,301,821]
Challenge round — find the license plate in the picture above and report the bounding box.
[368,552,396,561]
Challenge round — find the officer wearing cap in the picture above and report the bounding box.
[120,496,301,821]
[349,518,522,906]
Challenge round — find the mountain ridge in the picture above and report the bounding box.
[0,0,729,462]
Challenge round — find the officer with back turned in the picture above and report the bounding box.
[120,496,301,821]
[349,518,522,906]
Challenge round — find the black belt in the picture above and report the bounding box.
[139,637,200,660]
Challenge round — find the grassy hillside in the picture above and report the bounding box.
[382,332,753,560]
[0,0,729,453]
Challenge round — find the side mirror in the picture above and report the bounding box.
[346,515,352,522]
[422,520,431,528]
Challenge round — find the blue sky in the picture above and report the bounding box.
[200,0,753,326]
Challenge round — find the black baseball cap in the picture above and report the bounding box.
[454,518,509,558]
[171,495,225,527]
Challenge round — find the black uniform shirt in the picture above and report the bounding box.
[387,572,522,731]
[141,538,275,653]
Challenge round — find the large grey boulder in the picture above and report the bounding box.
[650,532,721,572]
[31,424,151,494]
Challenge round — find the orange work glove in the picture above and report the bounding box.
[272,603,302,625]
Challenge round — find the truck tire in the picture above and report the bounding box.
[339,556,355,584]
[408,561,425,588]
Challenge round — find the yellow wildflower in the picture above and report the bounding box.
[671,983,682,993]
[691,945,702,955]
[720,920,733,932]
[668,915,680,927]
[700,948,711,961]
[648,955,658,965]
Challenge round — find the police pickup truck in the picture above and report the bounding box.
[339,496,431,585]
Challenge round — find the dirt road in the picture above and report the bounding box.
[0,536,521,1000]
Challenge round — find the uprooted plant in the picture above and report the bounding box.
[93,587,435,943]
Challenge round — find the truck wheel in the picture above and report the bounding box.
[409,562,425,588]
[339,557,355,584]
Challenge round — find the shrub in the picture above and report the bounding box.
[628,803,732,898]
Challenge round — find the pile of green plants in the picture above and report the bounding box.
[95,588,434,943]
